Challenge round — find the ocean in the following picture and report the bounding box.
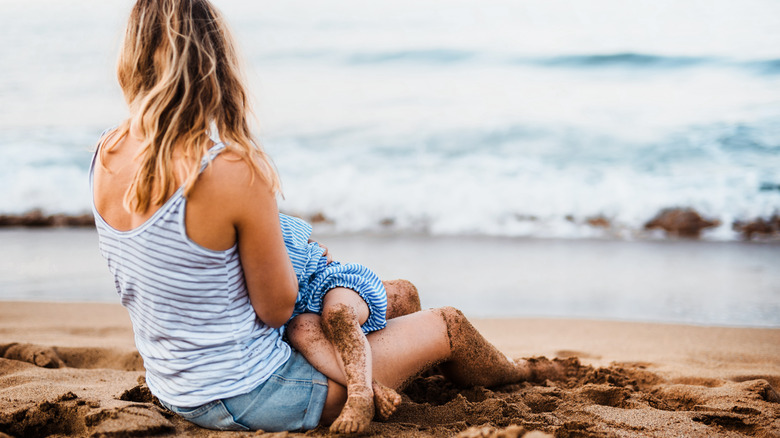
[1,0,779,240]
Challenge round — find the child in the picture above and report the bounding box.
[279,213,401,433]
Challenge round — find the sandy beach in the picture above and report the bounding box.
[1,301,778,437]
[1,229,778,436]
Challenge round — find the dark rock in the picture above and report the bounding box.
[0,210,94,228]
[586,216,610,228]
[732,215,780,240]
[644,208,719,238]
[308,212,332,224]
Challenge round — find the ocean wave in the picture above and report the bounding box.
[749,58,780,75]
[257,49,780,76]
[531,53,712,68]
[347,49,476,65]
[2,118,778,242]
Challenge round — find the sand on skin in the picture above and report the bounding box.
[0,301,778,437]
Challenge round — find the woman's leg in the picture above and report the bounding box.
[288,308,450,426]
[383,279,421,319]
[287,306,545,427]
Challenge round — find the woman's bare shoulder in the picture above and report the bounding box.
[202,150,272,192]
[190,149,276,221]
[185,148,277,250]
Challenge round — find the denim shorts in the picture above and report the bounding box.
[160,351,329,432]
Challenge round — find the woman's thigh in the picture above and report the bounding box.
[365,309,450,388]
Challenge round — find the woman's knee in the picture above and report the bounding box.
[437,306,465,325]
[435,306,470,346]
[384,279,422,319]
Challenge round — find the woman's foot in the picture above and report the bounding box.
[329,385,374,434]
[372,380,401,420]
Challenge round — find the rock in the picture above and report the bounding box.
[586,216,611,228]
[308,212,332,224]
[0,210,94,228]
[644,208,719,238]
[732,215,780,240]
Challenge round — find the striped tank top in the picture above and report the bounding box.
[89,137,291,407]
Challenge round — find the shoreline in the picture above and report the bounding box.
[2,228,779,328]
[1,208,779,241]
[0,301,778,437]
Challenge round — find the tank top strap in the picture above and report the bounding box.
[199,143,226,173]
[89,127,119,191]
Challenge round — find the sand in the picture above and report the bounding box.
[0,301,778,437]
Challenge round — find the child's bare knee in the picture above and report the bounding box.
[321,303,364,348]
[323,302,354,320]
[322,302,358,331]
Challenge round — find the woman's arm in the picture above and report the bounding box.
[235,183,298,328]
[192,152,298,328]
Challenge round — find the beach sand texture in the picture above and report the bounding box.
[0,302,778,437]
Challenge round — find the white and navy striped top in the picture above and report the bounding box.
[89,138,291,408]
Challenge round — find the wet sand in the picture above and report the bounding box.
[2,228,779,326]
[0,301,778,437]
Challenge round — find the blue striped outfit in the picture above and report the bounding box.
[280,213,387,334]
[90,140,294,409]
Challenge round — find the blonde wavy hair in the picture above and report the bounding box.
[104,0,280,213]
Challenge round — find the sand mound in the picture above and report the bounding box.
[0,306,777,438]
[2,344,778,438]
[0,343,143,371]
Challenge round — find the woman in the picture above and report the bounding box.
[91,0,561,433]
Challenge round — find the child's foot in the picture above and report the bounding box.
[329,385,374,434]
[372,380,401,421]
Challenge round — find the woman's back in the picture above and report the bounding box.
[90,132,292,408]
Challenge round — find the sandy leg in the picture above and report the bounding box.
[383,279,422,319]
[332,385,374,434]
[437,307,530,387]
[322,303,375,434]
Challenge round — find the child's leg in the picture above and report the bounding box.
[319,288,372,434]
[287,306,400,428]
[317,287,400,434]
